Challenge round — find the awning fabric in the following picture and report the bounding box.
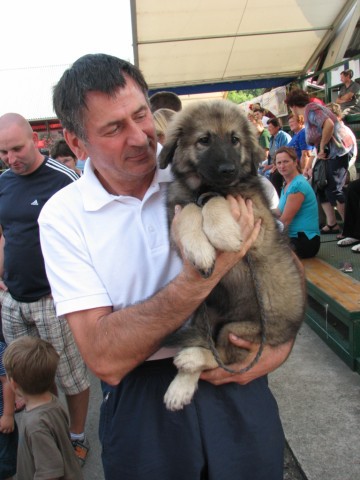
[131,0,359,94]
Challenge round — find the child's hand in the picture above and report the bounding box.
[0,414,15,433]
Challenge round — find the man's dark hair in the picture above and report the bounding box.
[53,53,149,140]
[267,117,282,128]
[149,91,182,113]
[341,69,354,79]
[285,89,310,108]
[50,138,76,160]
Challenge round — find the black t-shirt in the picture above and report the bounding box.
[0,157,78,302]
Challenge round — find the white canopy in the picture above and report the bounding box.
[131,0,360,94]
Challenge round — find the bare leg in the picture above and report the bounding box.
[336,201,345,221]
[321,202,337,226]
[65,387,90,434]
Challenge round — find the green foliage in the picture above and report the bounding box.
[227,89,264,104]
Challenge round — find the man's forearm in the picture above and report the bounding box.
[336,93,353,104]
[67,258,235,385]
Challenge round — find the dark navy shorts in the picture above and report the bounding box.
[99,358,284,480]
[0,422,18,479]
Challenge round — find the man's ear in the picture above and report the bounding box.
[32,131,39,147]
[64,130,88,161]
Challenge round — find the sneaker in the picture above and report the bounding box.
[340,262,353,273]
[337,237,360,247]
[351,243,360,254]
[72,436,90,467]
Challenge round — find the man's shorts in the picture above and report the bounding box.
[99,358,285,480]
[0,291,89,395]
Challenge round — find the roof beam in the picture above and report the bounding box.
[136,27,333,46]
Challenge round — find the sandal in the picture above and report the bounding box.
[336,233,345,240]
[320,223,340,234]
[337,237,360,247]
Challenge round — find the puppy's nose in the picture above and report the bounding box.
[218,164,236,176]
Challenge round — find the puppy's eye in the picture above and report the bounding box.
[231,135,240,145]
[198,136,210,145]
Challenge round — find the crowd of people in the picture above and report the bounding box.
[0,55,358,480]
[253,75,359,260]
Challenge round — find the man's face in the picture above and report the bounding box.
[66,77,157,192]
[340,73,347,84]
[0,125,40,175]
[267,123,279,136]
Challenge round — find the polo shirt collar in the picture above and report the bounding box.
[78,157,173,211]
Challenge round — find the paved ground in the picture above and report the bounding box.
[284,443,307,480]
[80,377,103,479]
[270,323,360,480]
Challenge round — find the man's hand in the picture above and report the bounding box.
[0,279,8,291]
[200,336,294,385]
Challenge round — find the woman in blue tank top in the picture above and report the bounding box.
[275,146,320,258]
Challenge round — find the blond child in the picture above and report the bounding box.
[3,337,83,480]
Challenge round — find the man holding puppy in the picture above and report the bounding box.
[39,53,295,480]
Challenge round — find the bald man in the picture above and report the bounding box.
[0,113,91,466]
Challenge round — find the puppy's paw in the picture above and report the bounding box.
[184,241,216,278]
[176,204,216,277]
[202,198,242,251]
[174,347,217,372]
[164,371,200,411]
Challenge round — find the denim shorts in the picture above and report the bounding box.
[0,422,18,479]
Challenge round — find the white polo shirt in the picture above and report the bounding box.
[39,159,183,319]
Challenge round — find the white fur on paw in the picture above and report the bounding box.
[174,347,215,372]
[202,199,242,251]
[205,222,242,251]
[176,204,216,275]
[164,371,200,411]
[183,238,216,275]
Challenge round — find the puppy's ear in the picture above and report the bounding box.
[251,142,266,176]
[158,139,178,169]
